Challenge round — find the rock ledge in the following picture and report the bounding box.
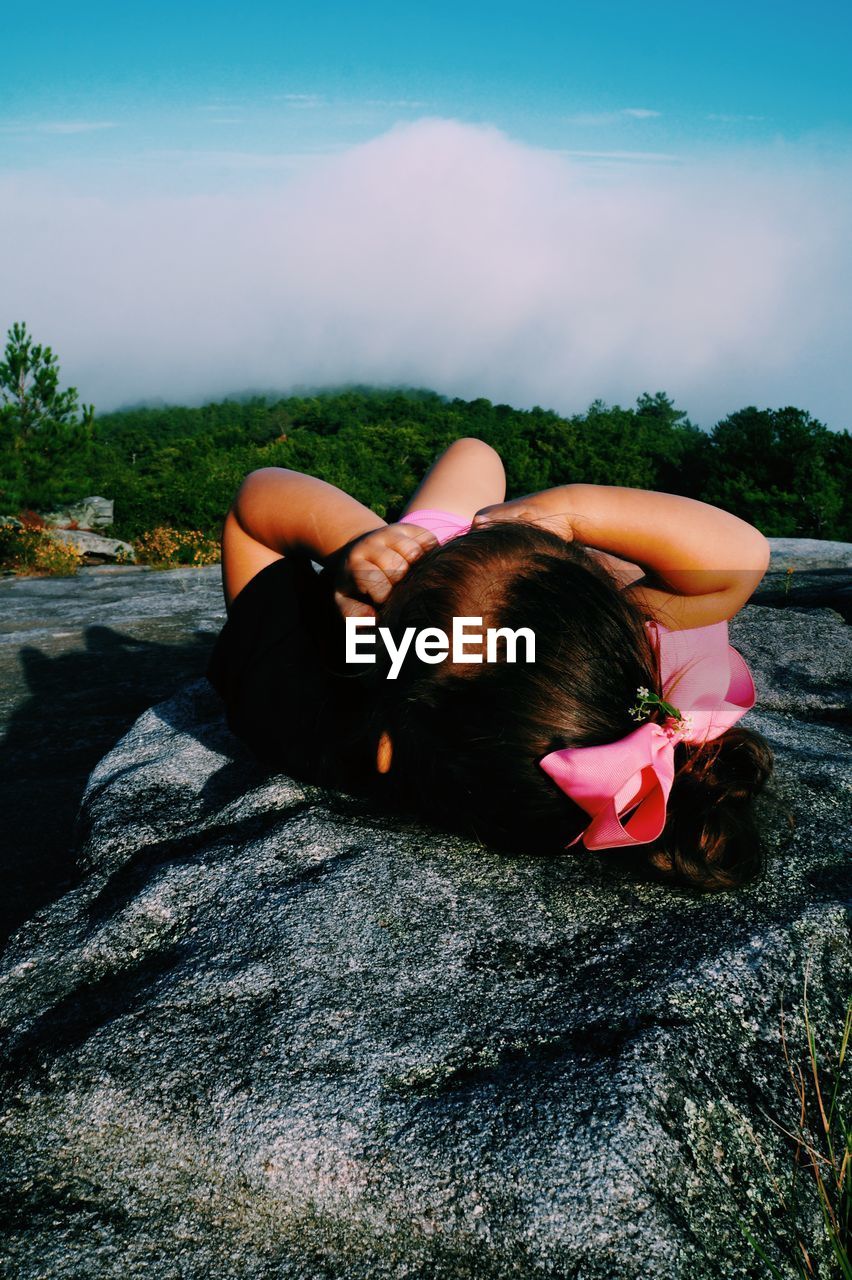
[0,604,849,1279]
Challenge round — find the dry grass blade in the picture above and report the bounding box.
[804,962,834,1156]
[740,966,850,1277]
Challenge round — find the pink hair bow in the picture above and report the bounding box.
[538,619,756,850]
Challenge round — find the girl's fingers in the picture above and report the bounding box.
[375,545,417,581]
[334,590,376,620]
[473,501,540,528]
[471,504,503,526]
[389,533,436,565]
[395,524,440,554]
[351,565,391,602]
[353,548,409,598]
[339,523,439,608]
[351,560,397,603]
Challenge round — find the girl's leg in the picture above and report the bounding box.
[401,438,506,522]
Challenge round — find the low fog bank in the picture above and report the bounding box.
[1,119,850,429]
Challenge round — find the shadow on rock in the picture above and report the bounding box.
[0,624,219,948]
[752,568,852,621]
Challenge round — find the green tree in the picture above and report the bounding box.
[0,320,94,439]
[702,406,845,538]
[0,321,97,511]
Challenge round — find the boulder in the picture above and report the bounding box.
[767,537,852,571]
[41,496,115,530]
[48,527,136,563]
[0,605,849,1279]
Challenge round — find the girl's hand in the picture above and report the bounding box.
[472,495,574,541]
[332,523,439,618]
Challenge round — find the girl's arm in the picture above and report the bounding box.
[475,484,771,629]
[223,440,505,612]
[221,467,388,609]
[222,467,439,612]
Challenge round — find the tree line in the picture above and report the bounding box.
[1,321,850,542]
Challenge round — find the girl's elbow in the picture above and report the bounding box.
[730,526,771,584]
[233,467,297,527]
[737,519,770,570]
[751,531,771,578]
[450,437,505,474]
[241,464,294,485]
[726,536,771,616]
[450,436,500,457]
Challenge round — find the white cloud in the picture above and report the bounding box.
[0,120,118,135]
[565,107,662,125]
[270,93,326,108]
[0,118,849,428]
[557,149,681,164]
[131,147,335,170]
[706,113,766,123]
[363,99,430,109]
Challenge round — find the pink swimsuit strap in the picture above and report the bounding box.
[402,507,473,545]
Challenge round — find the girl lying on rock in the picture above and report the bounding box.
[207,437,773,893]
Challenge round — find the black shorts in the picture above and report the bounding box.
[206,554,372,786]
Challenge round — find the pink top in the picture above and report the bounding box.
[403,507,473,545]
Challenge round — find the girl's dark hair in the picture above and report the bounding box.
[361,520,773,893]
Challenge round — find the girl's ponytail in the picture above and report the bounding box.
[639,727,775,892]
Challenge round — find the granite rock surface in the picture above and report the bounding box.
[0,590,850,1278]
[754,537,852,622]
[766,538,852,571]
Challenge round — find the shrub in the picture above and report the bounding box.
[17,508,48,530]
[0,522,82,576]
[132,526,220,569]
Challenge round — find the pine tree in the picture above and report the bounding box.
[0,321,94,440]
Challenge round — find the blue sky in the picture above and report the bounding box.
[3,0,850,189]
[1,2,851,426]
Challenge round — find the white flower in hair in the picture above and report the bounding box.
[629,686,689,729]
